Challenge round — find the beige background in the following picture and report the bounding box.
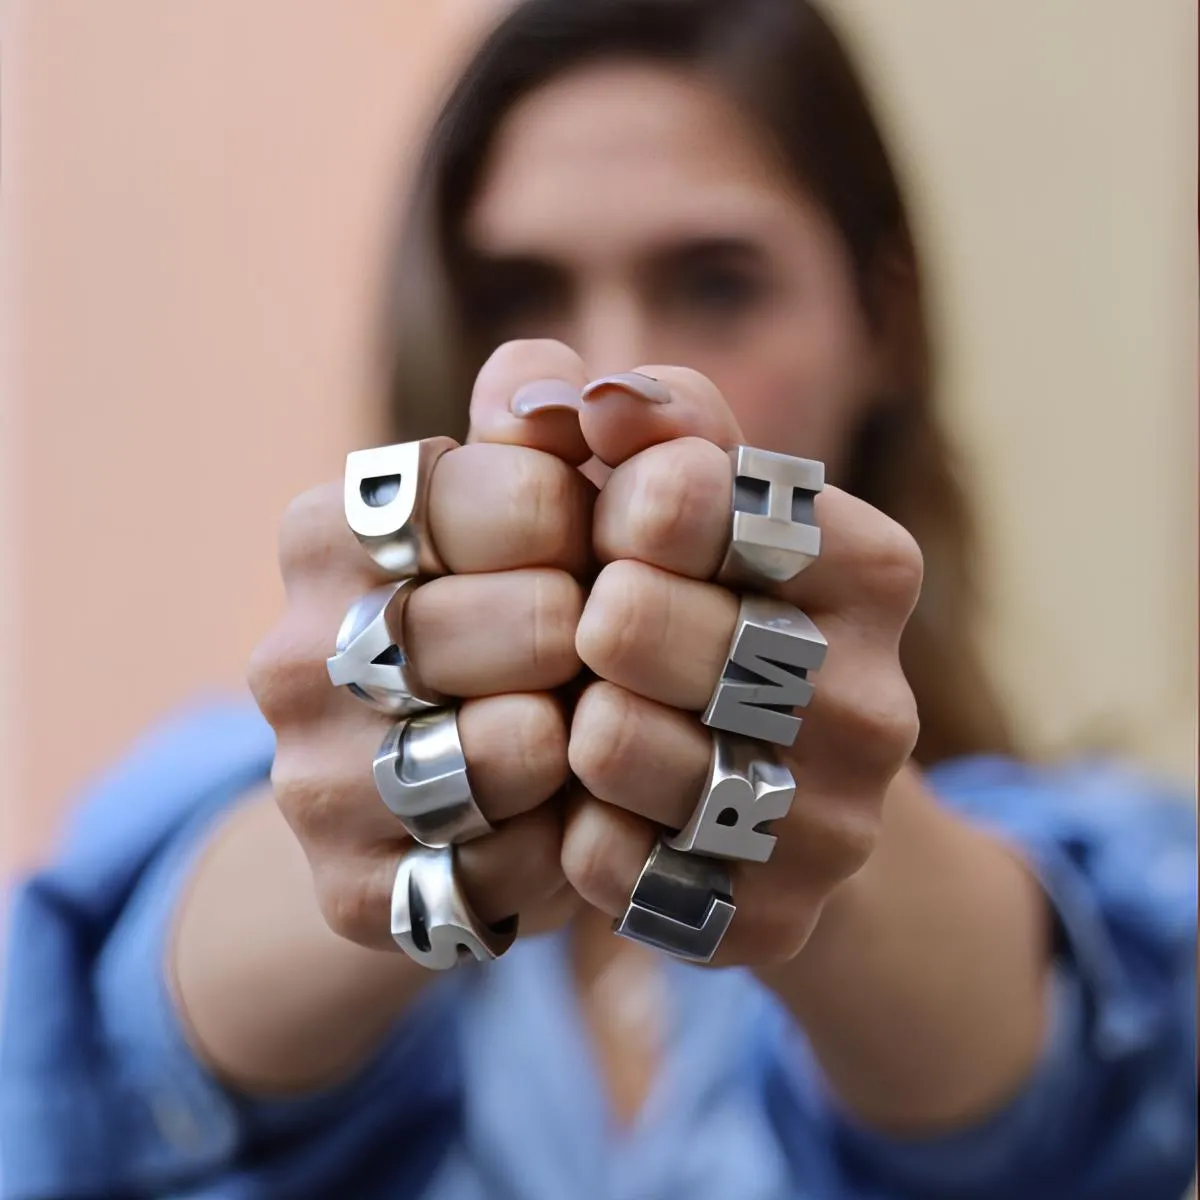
[1,0,1196,875]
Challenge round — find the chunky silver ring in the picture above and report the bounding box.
[717,445,823,589]
[391,844,517,970]
[343,437,457,577]
[326,581,446,716]
[373,707,493,847]
[614,839,735,963]
[704,594,827,747]
[666,733,795,864]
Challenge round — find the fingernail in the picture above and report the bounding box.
[510,379,583,417]
[581,372,671,405]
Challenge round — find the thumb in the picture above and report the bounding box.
[465,339,592,466]
[578,366,745,468]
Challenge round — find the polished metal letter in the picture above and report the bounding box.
[391,846,516,970]
[703,595,826,747]
[614,841,736,963]
[667,734,795,863]
[326,581,445,716]
[717,446,823,588]
[343,438,455,576]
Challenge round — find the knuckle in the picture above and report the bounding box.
[839,673,920,771]
[788,791,882,888]
[269,754,340,844]
[247,623,327,726]
[515,452,577,565]
[529,571,584,681]
[861,518,924,616]
[881,685,921,763]
[854,676,916,768]
[628,440,725,562]
[561,807,632,912]
[245,639,278,717]
[575,561,648,678]
[314,868,376,945]
[277,482,347,586]
[740,890,818,968]
[568,683,641,800]
[513,695,570,796]
[821,810,881,882]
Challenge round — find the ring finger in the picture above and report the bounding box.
[560,792,826,967]
[274,690,570,852]
[568,680,708,830]
[319,801,567,953]
[406,568,583,696]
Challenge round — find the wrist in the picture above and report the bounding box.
[172,789,430,1097]
[752,765,1053,1132]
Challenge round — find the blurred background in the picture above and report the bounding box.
[0,0,1195,878]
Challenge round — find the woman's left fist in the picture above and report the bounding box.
[562,366,922,967]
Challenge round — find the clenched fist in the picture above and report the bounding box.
[249,337,921,972]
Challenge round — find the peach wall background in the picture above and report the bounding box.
[1,0,1196,876]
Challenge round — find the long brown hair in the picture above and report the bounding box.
[381,0,1016,766]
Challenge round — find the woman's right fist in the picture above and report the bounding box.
[248,340,597,953]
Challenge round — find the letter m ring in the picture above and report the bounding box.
[703,595,827,747]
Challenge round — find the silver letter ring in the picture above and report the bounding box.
[391,845,517,970]
[614,839,735,963]
[704,594,827,747]
[717,446,823,589]
[373,707,493,847]
[343,437,457,577]
[667,733,795,863]
[326,581,446,716]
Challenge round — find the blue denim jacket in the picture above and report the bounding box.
[1,699,1195,1199]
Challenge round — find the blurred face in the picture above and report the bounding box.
[461,61,886,476]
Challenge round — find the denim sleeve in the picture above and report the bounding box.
[766,758,1197,1200]
[0,701,463,1200]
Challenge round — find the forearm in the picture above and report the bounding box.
[759,765,1052,1134]
[169,786,431,1096]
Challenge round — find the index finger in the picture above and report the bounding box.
[583,363,902,614]
[579,365,744,468]
[595,439,918,621]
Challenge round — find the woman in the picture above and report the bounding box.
[2,1,1194,1197]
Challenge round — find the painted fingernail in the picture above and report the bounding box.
[580,372,672,405]
[510,379,584,417]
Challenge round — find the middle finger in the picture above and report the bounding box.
[406,568,584,697]
[429,441,595,578]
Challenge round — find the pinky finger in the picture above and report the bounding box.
[560,789,657,920]
[316,803,567,953]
